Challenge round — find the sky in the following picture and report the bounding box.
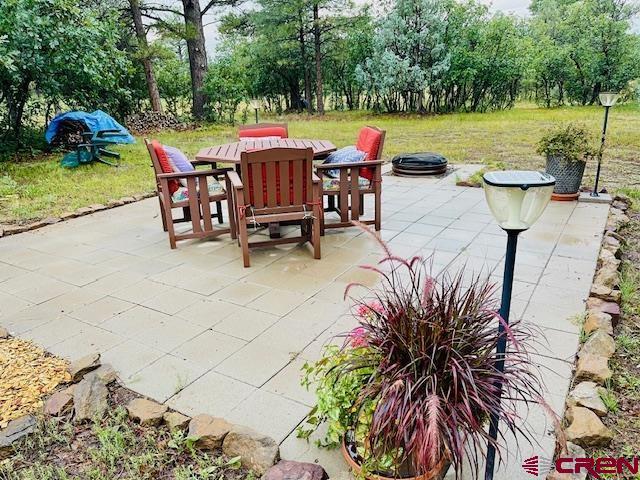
[202,0,533,52]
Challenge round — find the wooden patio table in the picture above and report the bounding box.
[195,138,336,238]
[195,138,336,166]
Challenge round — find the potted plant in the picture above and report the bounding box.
[536,123,596,200]
[298,229,545,479]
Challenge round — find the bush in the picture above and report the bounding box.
[536,123,597,163]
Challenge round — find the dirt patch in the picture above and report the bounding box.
[0,338,70,428]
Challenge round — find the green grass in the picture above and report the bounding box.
[2,103,640,224]
[599,385,619,413]
[0,407,252,480]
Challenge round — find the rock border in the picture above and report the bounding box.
[0,191,157,238]
[548,195,630,478]
[0,343,327,478]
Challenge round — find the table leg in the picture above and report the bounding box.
[269,222,282,239]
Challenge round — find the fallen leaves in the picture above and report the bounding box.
[0,338,70,428]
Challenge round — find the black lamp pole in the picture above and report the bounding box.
[484,228,520,480]
[592,104,611,197]
[254,107,259,124]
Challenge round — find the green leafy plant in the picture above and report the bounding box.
[536,123,597,163]
[299,225,545,479]
[599,386,619,413]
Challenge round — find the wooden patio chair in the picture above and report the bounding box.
[315,126,385,233]
[228,147,322,267]
[145,139,236,249]
[238,123,289,139]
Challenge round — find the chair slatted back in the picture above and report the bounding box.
[144,138,164,193]
[240,147,314,210]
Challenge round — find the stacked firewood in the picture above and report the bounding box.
[125,112,187,134]
[50,120,87,149]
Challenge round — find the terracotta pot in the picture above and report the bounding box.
[340,438,450,480]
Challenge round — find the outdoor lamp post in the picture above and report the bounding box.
[482,171,556,480]
[592,92,620,197]
[250,98,260,124]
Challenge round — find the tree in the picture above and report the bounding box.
[129,0,163,112]
[0,0,133,144]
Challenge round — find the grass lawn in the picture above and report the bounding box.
[1,103,639,224]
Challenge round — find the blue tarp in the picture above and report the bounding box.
[45,110,135,144]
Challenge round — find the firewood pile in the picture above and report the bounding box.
[49,120,87,150]
[125,112,188,134]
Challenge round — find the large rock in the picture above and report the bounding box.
[85,364,117,385]
[586,298,620,324]
[0,327,8,339]
[546,443,587,480]
[0,415,36,459]
[222,425,279,475]
[593,263,620,289]
[583,311,613,335]
[565,407,613,447]
[164,412,190,430]
[567,382,608,416]
[67,353,101,382]
[262,460,329,480]
[188,414,232,450]
[575,354,612,384]
[126,398,167,426]
[44,387,74,416]
[73,375,108,422]
[590,284,621,303]
[578,331,616,359]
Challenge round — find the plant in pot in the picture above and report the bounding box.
[298,230,545,479]
[536,123,596,200]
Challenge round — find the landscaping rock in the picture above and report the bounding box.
[126,398,167,426]
[89,204,107,212]
[546,443,588,480]
[222,425,279,475]
[60,212,77,220]
[188,414,232,450]
[612,200,629,211]
[578,331,616,359]
[603,235,621,253]
[44,387,74,416]
[107,200,125,208]
[567,382,607,416]
[163,412,190,430]
[120,196,136,204]
[75,207,93,216]
[583,311,613,335]
[85,364,117,385]
[586,298,621,324]
[0,327,8,339]
[565,407,613,447]
[4,225,27,235]
[262,460,329,480]
[589,284,621,303]
[73,375,108,422]
[0,415,36,459]
[593,263,620,289]
[575,354,612,384]
[67,353,101,382]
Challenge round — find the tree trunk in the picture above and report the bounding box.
[298,20,312,114]
[312,3,324,115]
[130,0,163,112]
[182,0,208,119]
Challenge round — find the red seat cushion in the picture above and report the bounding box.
[152,140,179,194]
[355,127,383,180]
[239,127,288,139]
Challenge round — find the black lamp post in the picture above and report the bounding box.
[592,92,619,197]
[482,171,556,480]
[250,98,260,124]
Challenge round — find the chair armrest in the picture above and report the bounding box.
[227,171,243,190]
[315,159,384,170]
[157,169,228,179]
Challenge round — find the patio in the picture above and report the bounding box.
[0,173,609,479]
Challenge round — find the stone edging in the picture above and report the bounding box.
[548,196,631,479]
[0,349,329,479]
[0,191,157,238]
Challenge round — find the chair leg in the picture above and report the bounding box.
[163,201,177,249]
[327,196,336,212]
[182,206,191,221]
[216,201,223,224]
[360,194,364,216]
[312,212,321,260]
[238,218,250,267]
[375,190,381,231]
[158,196,168,232]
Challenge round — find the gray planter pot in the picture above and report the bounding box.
[545,155,586,194]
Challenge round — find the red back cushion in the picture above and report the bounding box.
[246,162,309,206]
[152,140,179,194]
[355,127,383,181]
[239,127,288,139]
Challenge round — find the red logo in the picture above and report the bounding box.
[521,456,640,478]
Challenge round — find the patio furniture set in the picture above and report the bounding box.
[145,124,385,267]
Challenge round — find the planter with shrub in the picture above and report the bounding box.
[536,123,596,200]
[298,228,545,479]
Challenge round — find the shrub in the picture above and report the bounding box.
[536,123,597,163]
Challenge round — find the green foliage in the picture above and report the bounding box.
[599,386,619,413]
[203,49,249,124]
[536,123,597,163]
